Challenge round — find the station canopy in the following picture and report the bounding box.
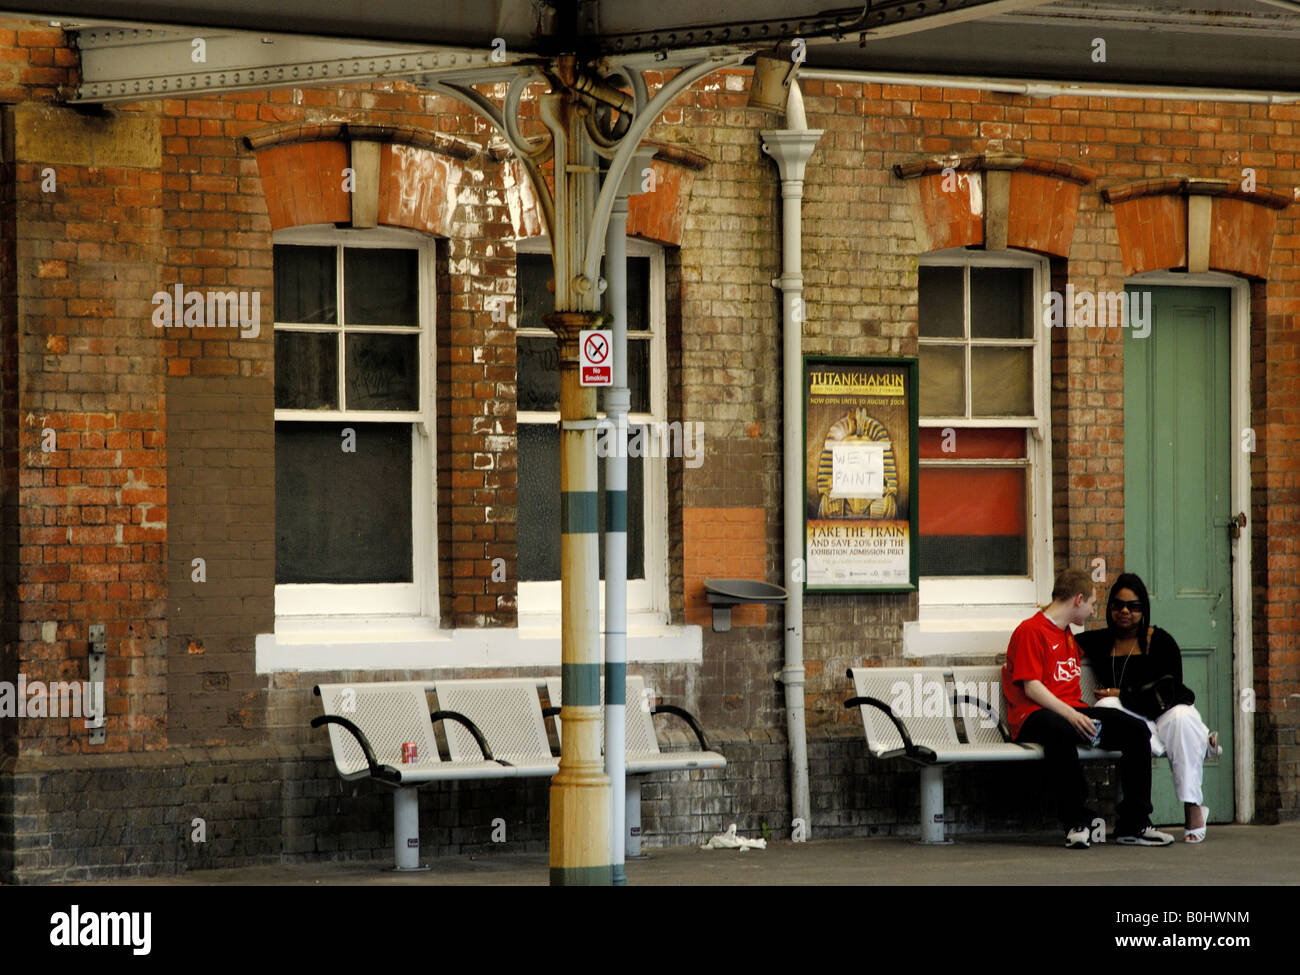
[3,1,1300,100]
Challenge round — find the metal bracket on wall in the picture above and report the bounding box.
[88,624,106,746]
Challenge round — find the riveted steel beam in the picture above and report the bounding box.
[71,26,528,103]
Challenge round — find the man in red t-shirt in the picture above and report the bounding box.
[1004,568,1172,848]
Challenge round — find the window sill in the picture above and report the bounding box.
[903,618,1023,657]
[255,613,702,673]
[903,609,1082,657]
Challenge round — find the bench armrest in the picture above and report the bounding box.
[953,693,1012,742]
[429,710,512,767]
[310,714,403,785]
[651,703,715,753]
[843,696,937,763]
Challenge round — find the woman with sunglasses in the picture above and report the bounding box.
[1076,572,1222,843]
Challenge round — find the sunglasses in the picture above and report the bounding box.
[1109,599,1142,613]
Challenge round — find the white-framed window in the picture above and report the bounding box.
[272,225,436,620]
[916,249,1053,614]
[514,236,669,619]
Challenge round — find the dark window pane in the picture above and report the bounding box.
[625,338,651,414]
[918,534,1027,576]
[972,346,1033,416]
[275,422,412,583]
[518,253,554,330]
[518,336,561,412]
[517,423,644,582]
[919,345,964,416]
[274,245,337,324]
[343,248,419,325]
[971,266,1033,339]
[918,265,963,338]
[625,256,650,333]
[275,330,339,410]
[619,430,645,580]
[518,424,561,581]
[597,255,650,332]
[520,335,648,414]
[344,333,419,411]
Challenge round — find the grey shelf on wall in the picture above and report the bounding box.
[703,579,788,633]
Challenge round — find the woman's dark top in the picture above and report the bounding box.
[1076,625,1195,720]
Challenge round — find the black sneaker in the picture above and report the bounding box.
[1065,825,1091,849]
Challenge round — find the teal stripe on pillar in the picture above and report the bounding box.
[561,491,599,533]
[604,661,626,705]
[550,865,614,885]
[562,662,601,707]
[605,489,627,532]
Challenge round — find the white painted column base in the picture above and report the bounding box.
[625,777,649,858]
[918,766,952,845]
[392,787,429,871]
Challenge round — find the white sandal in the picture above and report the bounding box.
[1184,806,1209,844]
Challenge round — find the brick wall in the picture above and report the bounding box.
[6,92,169,756]
[2,22,1298,880]
[2,719,1132,881]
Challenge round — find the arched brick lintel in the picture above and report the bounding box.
[244,127,471,236]
[506,142,710,247]
[896,154,1093,257]
[1101,179,1291,279]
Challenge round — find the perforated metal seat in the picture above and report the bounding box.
[315,682,511,784]
[433,678,558,776]
[1078,661,1101,705]
[313,680,516,872]
[948,664,1039,760]
[847,667,977,762]
[845,664,1123,843]
[625,676,725,773]
[546,676,725,770]
[545,674,725,855]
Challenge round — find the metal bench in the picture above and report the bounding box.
[545,674,726,856]
[845,665,1121,843]
[432,678,560,777]
[312,679,555,871]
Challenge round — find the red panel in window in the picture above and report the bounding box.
[919,427,1025,459]
[920,467,1027,535]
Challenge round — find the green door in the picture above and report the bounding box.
[1124,285,1233,826]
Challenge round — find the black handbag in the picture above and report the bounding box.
[1120,674,1178,720]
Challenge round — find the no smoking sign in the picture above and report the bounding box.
[579,329,613,386]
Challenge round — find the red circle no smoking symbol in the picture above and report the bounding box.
[584,333,609,363]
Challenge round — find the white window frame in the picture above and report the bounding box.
[915,248,1054,617]
[514,236,669,622]
[271,225,437,621]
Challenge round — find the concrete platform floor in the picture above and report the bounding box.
[73,822,1300,886]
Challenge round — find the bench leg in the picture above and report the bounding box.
[918,766,951,845]
[626,777,649,859]
[393,787,426,871]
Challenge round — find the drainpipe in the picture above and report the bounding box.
[762,84,822,839]
[603,179,630,888]
[602,147,653,884]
